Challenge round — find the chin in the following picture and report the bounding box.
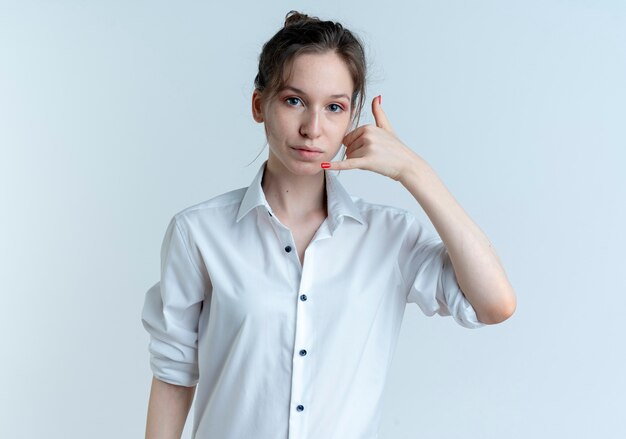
[269,148,325,175]
[286,160,324,175]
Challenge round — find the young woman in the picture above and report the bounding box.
[142,10,516,439]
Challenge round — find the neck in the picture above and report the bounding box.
[261,156,328,221]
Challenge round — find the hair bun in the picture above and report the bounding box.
[284,10,318,27]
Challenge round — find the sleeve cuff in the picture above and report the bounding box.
[441,250,486,329]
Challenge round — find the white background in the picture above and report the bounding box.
[1,0,624,437]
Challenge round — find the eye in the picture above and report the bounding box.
[328,103,344,113]
[285,97,302,106]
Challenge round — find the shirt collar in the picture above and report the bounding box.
[236,159,365,229]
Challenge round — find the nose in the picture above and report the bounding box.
[299,109,322,138]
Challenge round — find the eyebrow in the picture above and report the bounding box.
[280,85,350,101]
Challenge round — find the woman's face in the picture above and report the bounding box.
[252,51,355,176]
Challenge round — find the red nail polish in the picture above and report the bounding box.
[321,162,331,169]
[378,95,382,105]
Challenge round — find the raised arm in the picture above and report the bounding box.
[398,154,517,324]
[325,94,516,324]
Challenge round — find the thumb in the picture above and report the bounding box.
[372,95,394,133]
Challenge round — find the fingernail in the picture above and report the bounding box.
[321,162,331,169]
[378,95,382,105]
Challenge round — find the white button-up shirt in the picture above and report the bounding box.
[141,159,484,439]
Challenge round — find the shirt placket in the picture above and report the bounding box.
[266,208,332,439]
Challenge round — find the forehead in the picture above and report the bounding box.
[280,52,354,97]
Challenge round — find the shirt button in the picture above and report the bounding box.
[300,294,307,301]
[299,349,307,356]
[284,245,292,252]
[296,405,304,412]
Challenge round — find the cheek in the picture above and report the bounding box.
[263,119,282,140]
[334,119,352,138]
[265,114,291,137]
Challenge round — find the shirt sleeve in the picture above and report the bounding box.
[141,215,211,386]
[397,213,485,329]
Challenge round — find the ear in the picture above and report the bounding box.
[252,89,264,123]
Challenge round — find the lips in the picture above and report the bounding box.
[292,146,323,152]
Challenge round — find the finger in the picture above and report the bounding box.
[344,135,366,158]
[321,157,366,171]
[342,124,366,148]
[372,95,394,133]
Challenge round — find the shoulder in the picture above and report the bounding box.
[350,196,415,229]
[171,186,247,225]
